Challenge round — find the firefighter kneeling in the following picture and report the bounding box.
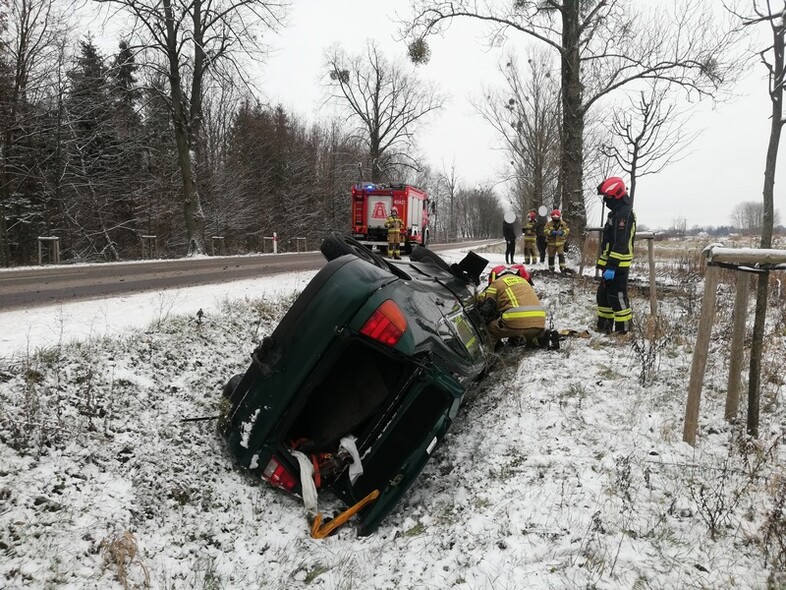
[479,264,560,351]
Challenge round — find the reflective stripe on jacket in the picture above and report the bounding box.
[523,221,537,242]
[544,220,569,246]
[597,202,636,269]
[480,275,546,330]
[385,215,405,234]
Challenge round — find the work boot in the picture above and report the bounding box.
[596,318,614,334]
[549,330,561,350]
[535,331,550,349]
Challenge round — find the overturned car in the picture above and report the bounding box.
[218,233,491,536]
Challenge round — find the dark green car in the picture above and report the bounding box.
[219,233,490,536]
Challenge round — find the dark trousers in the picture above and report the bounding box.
[505,239,516,264]
[536,236,547,262]
[596,268,632,333]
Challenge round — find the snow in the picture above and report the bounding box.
[1,245,784,589]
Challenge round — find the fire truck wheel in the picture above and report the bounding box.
[320,232,388,270]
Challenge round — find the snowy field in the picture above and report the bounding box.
[1,243,785,589]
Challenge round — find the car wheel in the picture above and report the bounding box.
[320,232,389,270]
[222,374,243,399]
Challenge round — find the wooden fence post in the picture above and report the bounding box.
[683,263,719,446]
[647,238,657,316]
[724,272,750,421]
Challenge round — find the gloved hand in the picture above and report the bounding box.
[478,298,499,322]
[557,230,564,236]
[550,230,557,236]
[603,268,616,281]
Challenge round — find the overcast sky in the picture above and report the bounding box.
[257,0,784,231]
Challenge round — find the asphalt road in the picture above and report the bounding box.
[0,241,496,311]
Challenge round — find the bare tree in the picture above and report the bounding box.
[436,160,460,242]
[736,1,784,437]
[0,0,69,266]
[600,85,698,204]
[477,50,560,219]
[404,0,747,241]
[94,0,288,255]
[731,200,781,233]
[324,40,444,183]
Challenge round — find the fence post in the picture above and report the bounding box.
[211,236,225,256]
[647,238,657,316]
[273,231,278,254]
[142,235,158,259]
[725,272,750,421]
[683,262,719,446]
[37,236,61,265]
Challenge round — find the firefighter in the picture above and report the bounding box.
[544,209,570,272]
[478,264,558,351]
[385,206,405,259]
[596,176,637,334]
[521,210,538,265]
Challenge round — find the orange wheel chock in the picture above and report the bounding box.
[310,489,381,539]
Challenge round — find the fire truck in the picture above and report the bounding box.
[350,183,431,253]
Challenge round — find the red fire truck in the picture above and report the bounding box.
[350,183,431,253]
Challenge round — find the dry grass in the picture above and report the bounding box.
[100,531,150,589]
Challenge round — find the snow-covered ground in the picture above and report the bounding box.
[1,245,784,589]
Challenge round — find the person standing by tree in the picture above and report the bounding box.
[503,211,516,264]
[385,206,405,259]
[544,209,570,272]
[595,177,637,335]
[522,210,538,265]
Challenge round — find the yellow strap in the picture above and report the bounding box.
[310,489,381,539]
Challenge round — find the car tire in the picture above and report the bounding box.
[320,232,389,270]
[222,374,244,399]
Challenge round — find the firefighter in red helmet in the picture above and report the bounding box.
[385,206,405,259]
[478,264,559,350]
[544,209,570,272]
[521,210,538,265]
[596,176,637,334]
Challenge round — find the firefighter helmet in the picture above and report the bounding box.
[391,206,398,215]
[597,176,627,199]
[488,264,530,284]
[527,210,536,221]
[551,209,561,220]
[509,264,531,283]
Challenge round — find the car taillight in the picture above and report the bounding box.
[360,299,407,347]
[262,456,297,491]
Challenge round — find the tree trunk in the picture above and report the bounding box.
[560,0,587,243]
[747,16,782,437]
[163,0,205,256]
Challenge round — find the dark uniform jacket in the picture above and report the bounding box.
[597,200,636,270]
[503,221,516,242]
